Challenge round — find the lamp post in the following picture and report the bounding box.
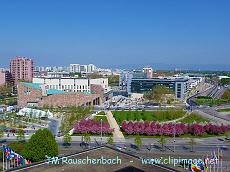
[173,123,176,152]
[100,119,102,145]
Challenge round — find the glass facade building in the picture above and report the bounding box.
[130,78,189,100]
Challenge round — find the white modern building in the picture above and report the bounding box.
[32,77,109,93]
[70,64,97,73]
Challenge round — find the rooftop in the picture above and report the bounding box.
[132,77,189,82]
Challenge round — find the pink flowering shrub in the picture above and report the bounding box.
[121,121,230,136]
[73,119,114,134]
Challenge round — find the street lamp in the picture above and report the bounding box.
[100,119,102,145]
[173,123,176,152]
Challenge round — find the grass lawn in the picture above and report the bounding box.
[112,109,186,125]
[217,108,230,112]
[195,98,230,106]
[94,111,108,123]
[179,113,209,123]
[94,115,108,123]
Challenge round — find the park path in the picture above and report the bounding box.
[105,111,125,142]
[160,113,189,124]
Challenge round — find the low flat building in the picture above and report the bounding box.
[17,82,102,108]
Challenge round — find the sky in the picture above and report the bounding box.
[0,0,230,70]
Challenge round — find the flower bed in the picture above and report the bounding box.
[73,119,114,134]
[121,121,230,136]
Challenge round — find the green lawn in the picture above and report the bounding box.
[195,98,230,106]
[94,111,108,123]
[217,108,230,112]
[95,115,108,123]
[112,110,186,125]
[179,113,209,123]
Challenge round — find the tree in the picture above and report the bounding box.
[134,135,142,148]
[83,133,91,143]
[144,85,173,105]
[0,85,12,97]
[63,133,72,146]
[222,89,230,100]
[189,138,196,152]
[159,135,166,151]
[22,129,58,162]
[17,129,25,141]
[107,135,114,144]
[0,129,4,139]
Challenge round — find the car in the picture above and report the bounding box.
[0,139,7,143]
[130,144,138,150]
[218,138,225,141]
[62,142,71,146]
[220,146,228,150]
[80,142,89,147]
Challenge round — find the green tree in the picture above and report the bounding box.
[0,129,4,139]
[134,135,142,148]
[0,85,12,97]
[144,85,173,105]
[83,133,91,143]
[189,138,196,152]
[17,129,25,141]
[107,135,114,144]
[159,135,166,151]
[220,78,230,85]
[222,89,230,100]
[8,141,26,154]
[22,129,58,162]
[63,133,72,146]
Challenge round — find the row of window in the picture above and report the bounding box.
[47,85,89,90]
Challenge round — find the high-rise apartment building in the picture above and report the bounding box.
[0,70,12,86]
[10,56,33,84]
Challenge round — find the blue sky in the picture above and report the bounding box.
[0,0,230,70]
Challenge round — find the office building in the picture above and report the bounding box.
[130,78,189,100]
[10,56,33,84]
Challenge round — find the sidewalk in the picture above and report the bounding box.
[105,111,125,142]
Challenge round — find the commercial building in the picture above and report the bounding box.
[130,78,189,100]
[0,70,12,86]
[32,77,109,93]
[10,56,33,84]
[17,82,102,108]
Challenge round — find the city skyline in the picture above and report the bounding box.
[0,0,230,70]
